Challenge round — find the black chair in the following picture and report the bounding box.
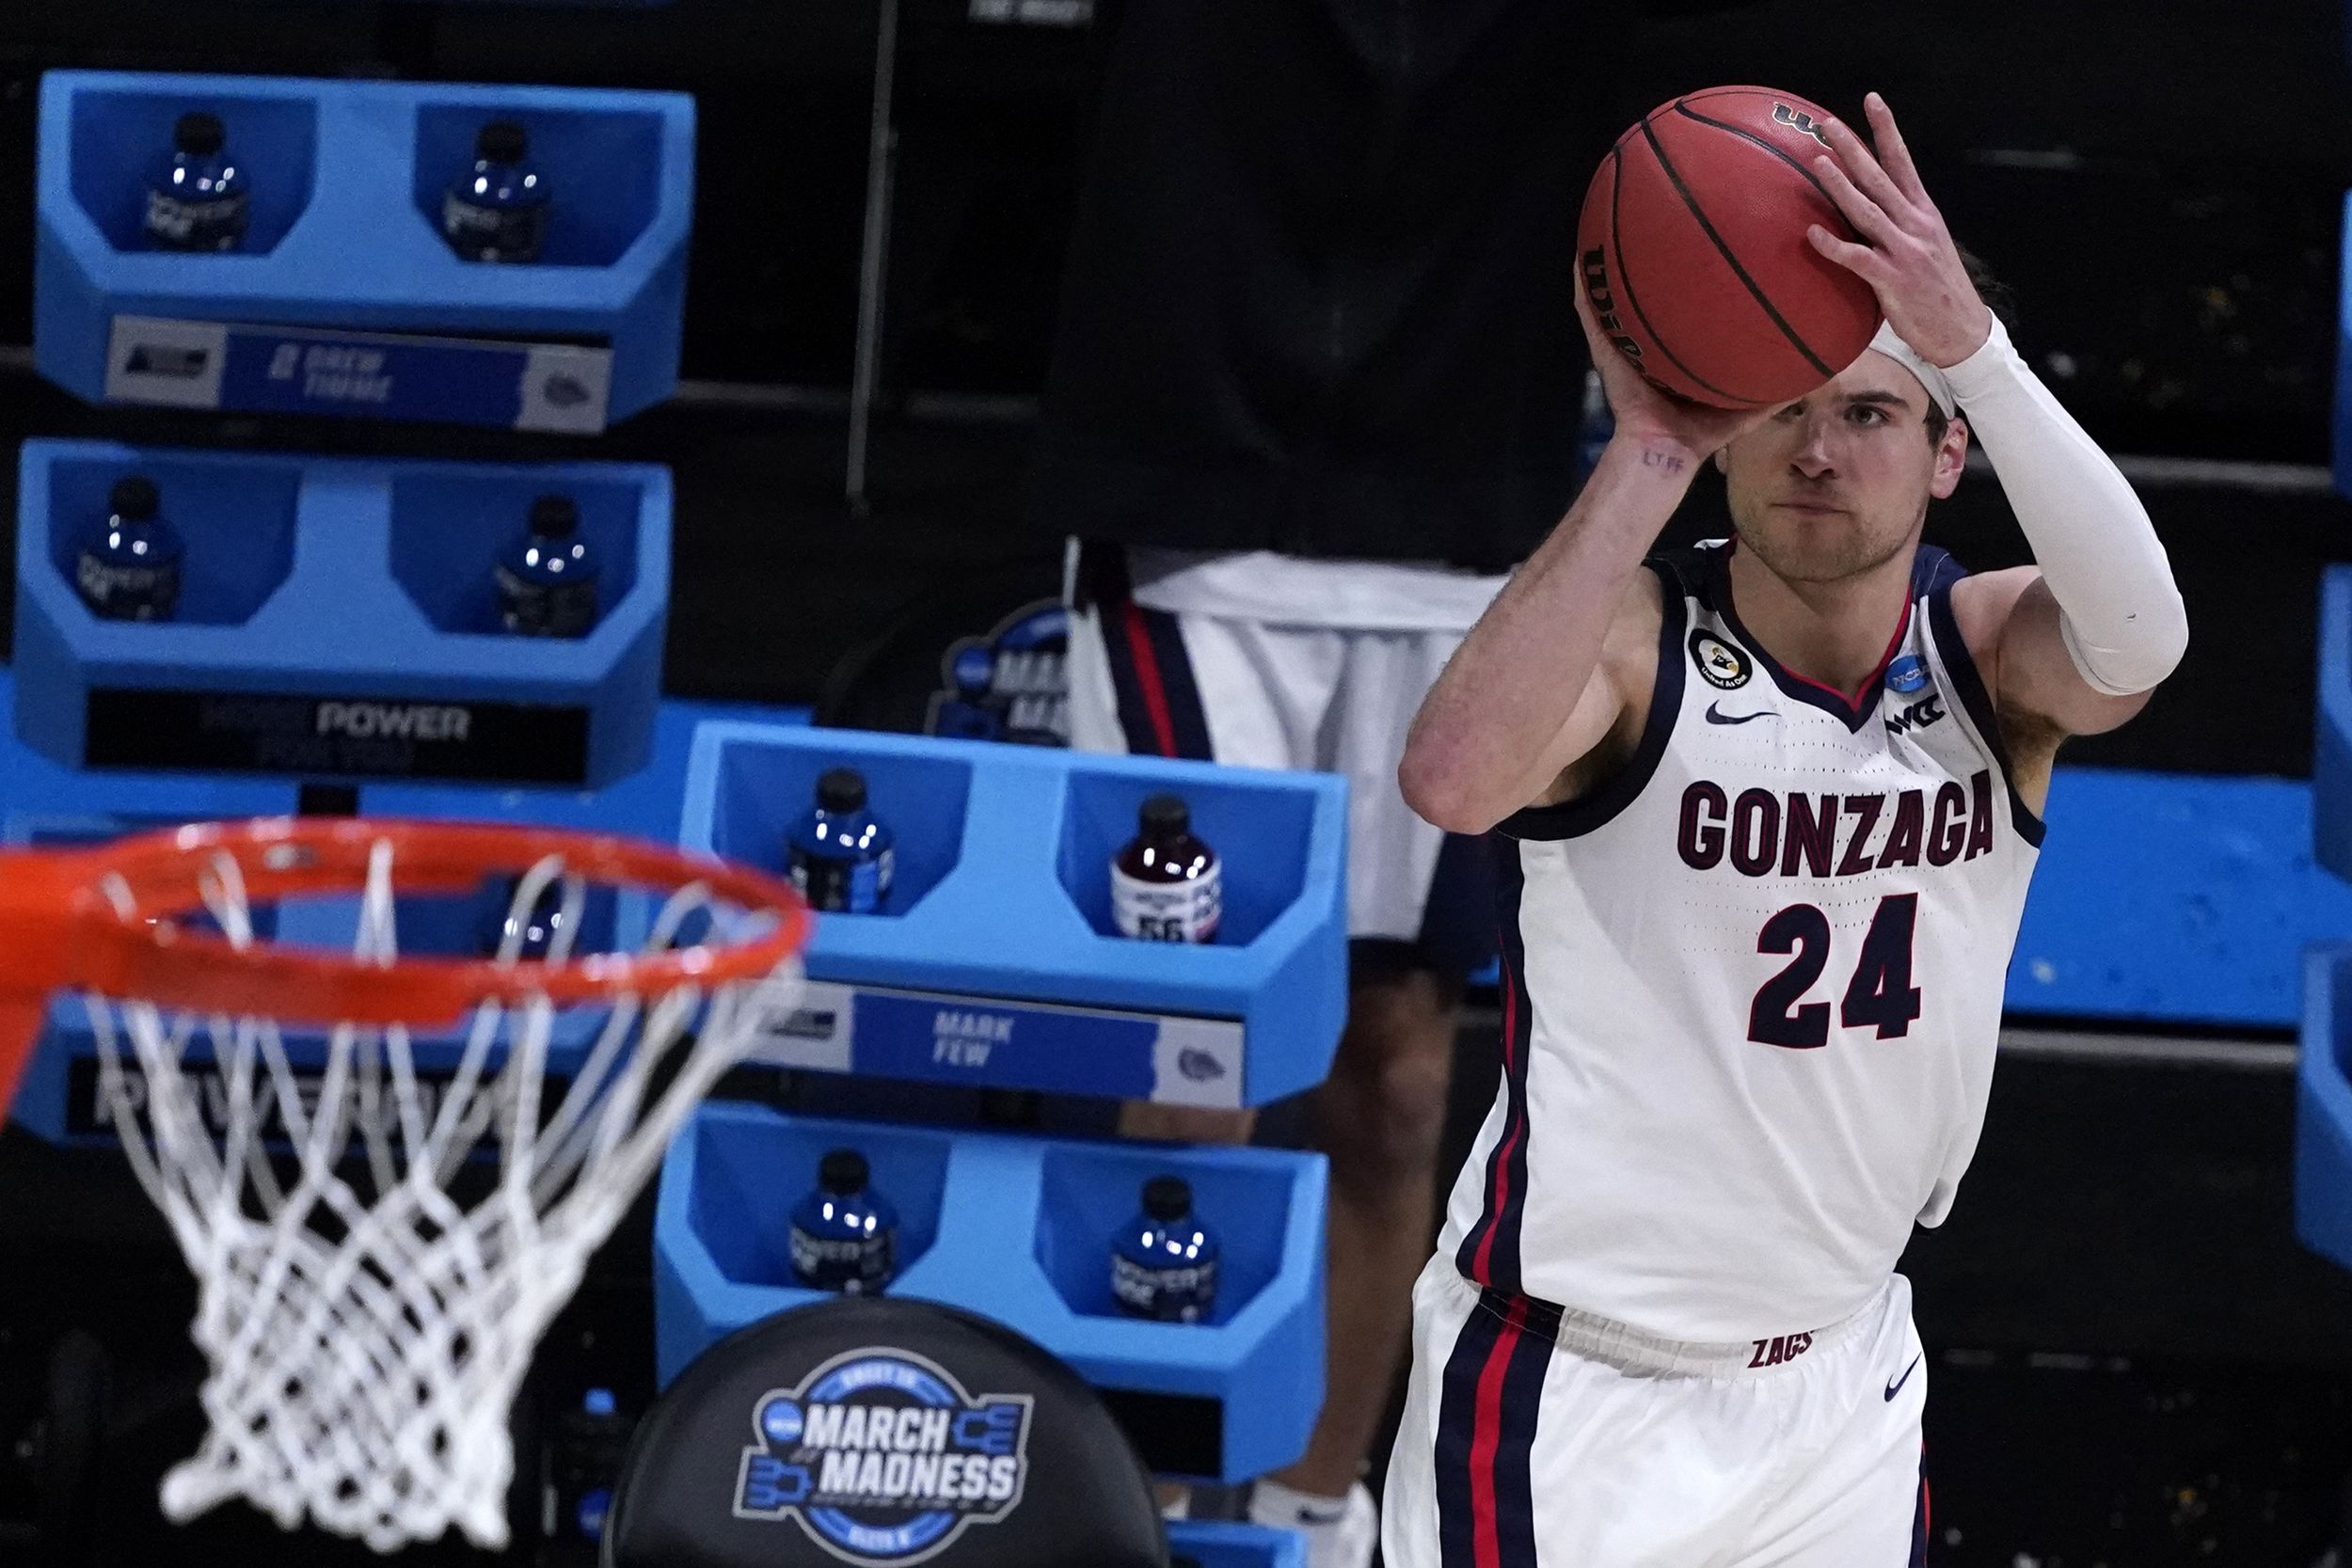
[604,1296,1167,1568]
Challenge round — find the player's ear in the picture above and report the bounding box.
[1929,416,1967,499]
[1711,448,1728,474]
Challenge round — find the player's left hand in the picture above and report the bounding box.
[1804,92,1993,370]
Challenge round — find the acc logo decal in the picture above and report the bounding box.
[735,1348,1034,1565]
[1884,654,1931,696]
[1691,630,1753,691]
[1772,103,1831,148]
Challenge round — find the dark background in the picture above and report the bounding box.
[0,3,2350,1565]
[0,0,2344,771]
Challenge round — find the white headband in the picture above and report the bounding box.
[1867,322,1957,420]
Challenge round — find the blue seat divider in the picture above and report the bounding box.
[681,722,1350,1109]
[2010,768,2352,1028]
[1166,1520,1309,1567]
[38,71,693,432]
[654,1102,1328,1484]
[2313,569,2352,882]
[2296,944,2352,1273]
[16,438,668,789]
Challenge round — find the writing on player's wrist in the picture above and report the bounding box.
[1604,433,1700,477]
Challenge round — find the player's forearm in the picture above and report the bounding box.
[1946,319,2187,695]
[1400,437,1694,833]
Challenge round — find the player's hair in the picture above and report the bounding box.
[1925,245,2017,446]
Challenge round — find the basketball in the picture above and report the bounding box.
[1577,87,1884,409]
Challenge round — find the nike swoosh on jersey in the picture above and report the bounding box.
[1705,702,1775,725]
[1883,1354,1922,1401]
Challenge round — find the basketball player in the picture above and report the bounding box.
[1034,4,1660,1560]
[1382,94,2187,1566]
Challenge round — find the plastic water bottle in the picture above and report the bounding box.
[75,476,183,623]
[787,769,896,914]
[1111,1176,1219,1323]
[1112,795,1220,943]
[145,111,249,252]
[495,495,598,639]
[789,1148,898,1294]
[443,121,549,263]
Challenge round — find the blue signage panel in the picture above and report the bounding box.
[748,980,1246,1109]
[104,314,613,434]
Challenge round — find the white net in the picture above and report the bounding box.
[81,838,799,1552]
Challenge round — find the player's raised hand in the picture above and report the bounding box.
[1574,272,1777,463]
[1804,92,1994,370]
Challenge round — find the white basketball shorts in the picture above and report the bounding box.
[1063,545,1500,971]
[1383,1255,1931,1568]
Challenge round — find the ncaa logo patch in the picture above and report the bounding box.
[1690,630,1753,691]
[1885,655,1931,696]
[735,1347,1034,1565]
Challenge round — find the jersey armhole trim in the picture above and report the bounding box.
[1497,560,1687,844]
[1926,580,2049,848]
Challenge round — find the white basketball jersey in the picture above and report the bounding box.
[1438,540,2043,1341]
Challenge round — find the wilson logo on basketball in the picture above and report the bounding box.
[1579,247,1645,369]
[1771,103,1831,148]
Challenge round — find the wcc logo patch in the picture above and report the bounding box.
[735,1348,1034,1565]
[1691,630,1753,690]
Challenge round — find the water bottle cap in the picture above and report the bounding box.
[1139,795,1189,836]
[174,112,225,157]
[529,495,580,539]
[477,121,530,164]
[109,476,160,522]
[1142,1175,1192,1221]
[819,1148,870,1195]
[818,768,867,814]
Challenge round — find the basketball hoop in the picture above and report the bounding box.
[0,817,808,1551]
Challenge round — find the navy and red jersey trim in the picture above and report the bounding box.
[1924,578,2047,847]
[1495,558,1688,844]
[1434,1292,1551,1568]
[1456,847,1534,1291]
[1702,542,1920,732]
[1078,544,1216,761]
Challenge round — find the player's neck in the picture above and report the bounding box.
[1724,544,1914,703]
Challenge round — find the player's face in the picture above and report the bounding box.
[1717,353,1966,585]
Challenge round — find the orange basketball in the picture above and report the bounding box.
[1577,87,1883,410]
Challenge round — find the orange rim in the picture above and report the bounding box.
[0,816,809,1032]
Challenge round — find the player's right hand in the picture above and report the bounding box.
[1575,274,1779,462]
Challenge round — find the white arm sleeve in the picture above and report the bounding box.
[1940,318,2188,696]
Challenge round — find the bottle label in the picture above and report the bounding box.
[443,192,547,263]
[495,563,598,638]
[1111,1253,1219,1323]
[791,845,895,915]
[1111,862,1221,943]
[144,187,248,251]
[76,552,180,620]
[790,1226,897,1294]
